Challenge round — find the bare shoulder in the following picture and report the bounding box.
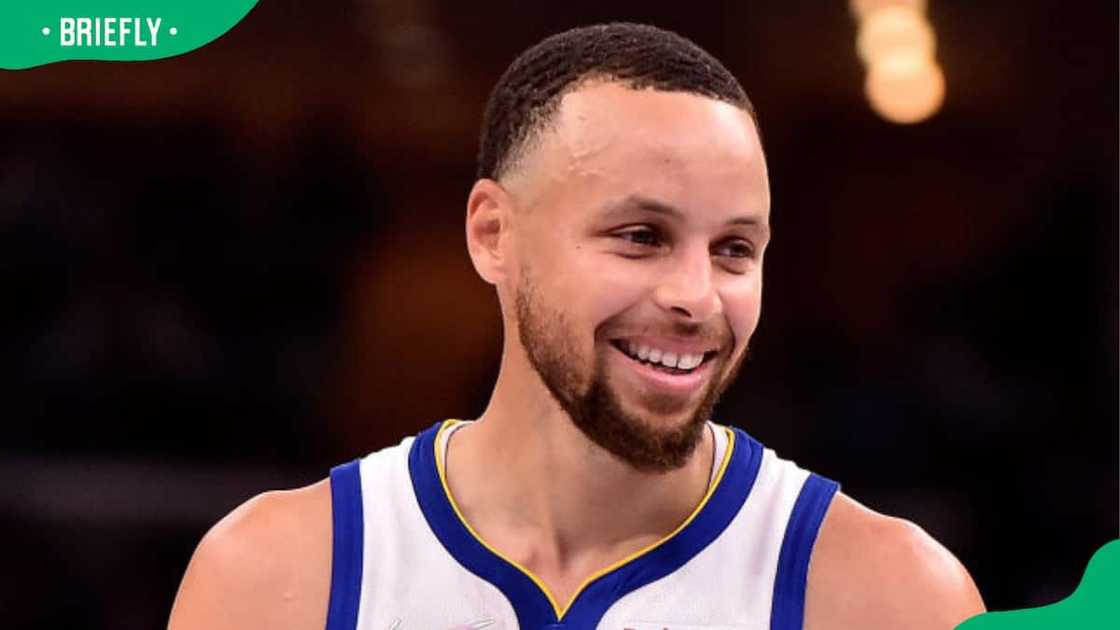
[804,492,986,630]
[167,479,333,630]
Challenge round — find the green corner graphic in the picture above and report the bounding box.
[957,540,1120,629]
[1,1,258,70]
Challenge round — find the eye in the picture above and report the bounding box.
[713,238,756,259]
[614,226,664,248]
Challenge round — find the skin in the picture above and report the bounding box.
[168,81,986,629]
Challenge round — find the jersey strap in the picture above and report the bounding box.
[769,472,840,630]
[326,459,365,630]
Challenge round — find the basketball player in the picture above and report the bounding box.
[169,23,986,630]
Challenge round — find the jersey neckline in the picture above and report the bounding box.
[407,419,764,627]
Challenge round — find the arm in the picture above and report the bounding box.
[167,480,332,630]
[804,493,986,630]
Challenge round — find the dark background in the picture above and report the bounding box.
[1,1,1116,627]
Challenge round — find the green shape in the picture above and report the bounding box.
[957,540,1120,629]
[1,1,258,70]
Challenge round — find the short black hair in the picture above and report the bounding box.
[477,22,758,181]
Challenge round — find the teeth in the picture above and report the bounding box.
[679,353,702,369]
[618,341,708,371]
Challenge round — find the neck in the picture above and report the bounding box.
[444,344,716,580]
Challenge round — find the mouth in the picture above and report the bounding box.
[608,338,720,376]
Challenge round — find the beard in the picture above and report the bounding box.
[514,272,744,473]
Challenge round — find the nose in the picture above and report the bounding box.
[652,245,720,322]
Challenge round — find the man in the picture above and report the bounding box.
[169,23,985,630]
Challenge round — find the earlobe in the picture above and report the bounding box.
[465,179,510,285]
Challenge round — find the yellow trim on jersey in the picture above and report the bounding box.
[432,418,737,620]
[434,419,562,615]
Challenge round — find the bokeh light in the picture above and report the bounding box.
[865,54,946,123]
[857,5,936,65]
[851,0,945,124]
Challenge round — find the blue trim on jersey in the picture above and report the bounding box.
[326,460,365,630]
[561,426,763,627]
[408,421,763,627]
[770,472,840,630]
[409,422,556,627]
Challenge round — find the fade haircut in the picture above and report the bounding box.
[477,22,758,181]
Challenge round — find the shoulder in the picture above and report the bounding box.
[803,492,986,630]
[168,479,333,630]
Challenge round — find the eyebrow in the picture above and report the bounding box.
[602,194,770,232]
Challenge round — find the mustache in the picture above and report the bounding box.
[605,319,732,349]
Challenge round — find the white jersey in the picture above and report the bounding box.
[325,420,838,630]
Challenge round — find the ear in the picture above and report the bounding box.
[465,178,513,285]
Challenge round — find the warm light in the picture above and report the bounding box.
[850,0,945,124]
[857,5,935,66]
[850,0,927,20]
[864,55,946,124]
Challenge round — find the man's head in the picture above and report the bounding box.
[466,23,771,472]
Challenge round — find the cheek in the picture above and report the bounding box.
[560,258,649,341]
[721,275,763,346]
[596,277,647,324]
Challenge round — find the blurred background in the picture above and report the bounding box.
[1,0,1115,627]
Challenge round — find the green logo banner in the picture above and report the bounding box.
[958,540,1119,629]
[1,1,258,69]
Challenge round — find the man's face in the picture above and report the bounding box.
[502,82,771,472]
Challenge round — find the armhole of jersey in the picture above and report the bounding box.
[770,473,840,630]
[326,460,364,630]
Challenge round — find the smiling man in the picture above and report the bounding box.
[169,23,985,630]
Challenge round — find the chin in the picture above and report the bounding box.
[626,397,705,430]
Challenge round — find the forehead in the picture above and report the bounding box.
[510,81,769,219]
[557,81,760,159]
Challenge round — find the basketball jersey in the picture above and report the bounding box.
[325,419,838,630]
